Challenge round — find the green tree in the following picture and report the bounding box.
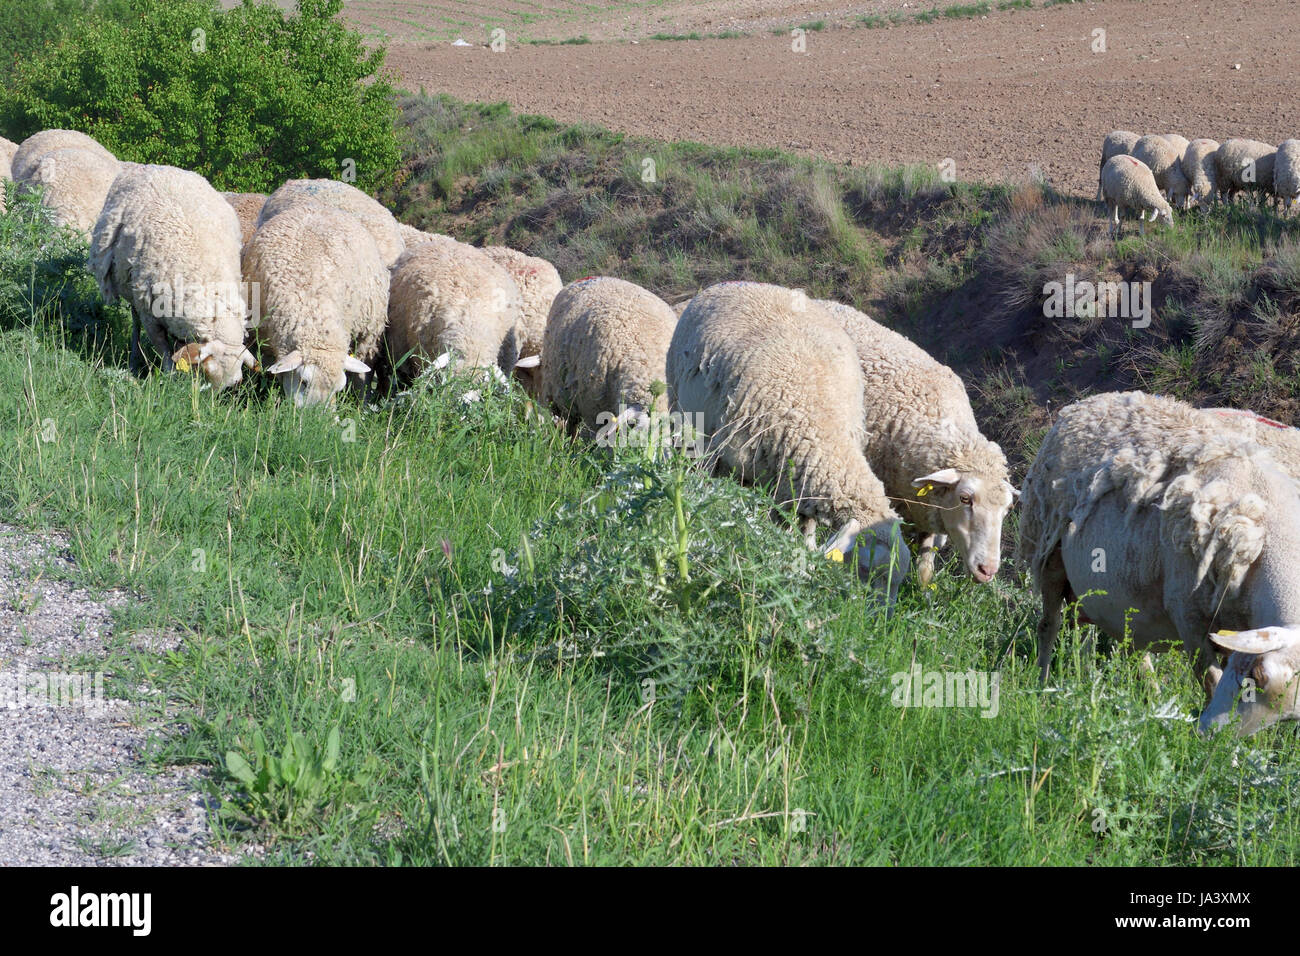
[0,0,402,193]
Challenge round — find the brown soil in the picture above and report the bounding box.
[382,0,1296,198]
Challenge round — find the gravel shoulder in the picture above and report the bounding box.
[0,524,246,866]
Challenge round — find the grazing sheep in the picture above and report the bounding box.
[18,147,123,233]
[1273,140,1300,213]
[541,276,675,434]
[1099,155,1173,237]
[386,239,522,383]
[90,163,254,386]
[1096,130,1140,201]
[1201,627,1300,736]
[0,135,17,212]
[482,246,562,396]
[257,178,405,267]
[243,200,388,406]
[667,281,910,601]
[10,128,115,183]
[1018,391,1300,697]
[221,192,267,247]
[1131,135,1192,209]
[1215,138,1276,206]
[817,299,1016,586]
[1181,138,1221,207]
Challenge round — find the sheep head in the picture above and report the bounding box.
[267,348,371,407]
[910,441,1016,584]
[825,518,911,608]
[1200,628,1300,736]
[171,340,258,389]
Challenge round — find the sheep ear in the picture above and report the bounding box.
[514,354,541,369]
[1210,628,1300,655]
[823,518,863,560]
[912,468,961,489]
[343,354,371,374]
[267,350,303,374]
[171,343,203,371]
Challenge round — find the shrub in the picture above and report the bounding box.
[0,0,401,193]
[0,0,132,80]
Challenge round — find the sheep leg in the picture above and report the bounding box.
[1035,547,1068,684]
[916,533,946,586]
[1109,204,1120,238]
[142,320,177,373]
[129,309,146,377]
[800,515,817,548]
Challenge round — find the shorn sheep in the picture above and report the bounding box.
[1096,130,1140,201]
[667,281,911,601]
[90,163,255,386]
[257,178,406,267]
[1099,155,1173,237]
[481,246,562,396]
[1215,138,1276,206]
[1131,135,1191,209]
[243,200,388,406]
[221,192,268,247]
[817,299,1016,585]
[1273,140,1300,213]
[0,135,17,212]
[1018,391,1300,703]
[9,128,115,183]
[540,276,676,435]
[1181,138,1220,207]
[385,239,523,383]
[18,147,123,233]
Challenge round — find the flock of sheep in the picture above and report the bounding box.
[2,126,1299,738]
[1097,130,1300,235]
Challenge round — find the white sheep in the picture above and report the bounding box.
[9,128,115,183]
[816,299,1016,586]
[1096,130,1140,201]
[481,246,562,397]
[1099,155,1173,237]
[1131,135,1192,209]
[1018,391,1300,698]
[221,192,267,248]
[1214,138,1276,206]
[257,178,406,267]
[385,238,523,383]
[1273,140,1300,213]
[667,281,911,601]
[243,200,388,406]
[90,163,254,386]
[18,147,123,233]
[0,135,17,212]
[540,276,676,435]
[1181,138,1220,208]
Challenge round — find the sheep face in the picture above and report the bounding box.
[1200,628,1300,735]
[911,469,1016,583]
[171,341,257,389]
[267,349,370,407]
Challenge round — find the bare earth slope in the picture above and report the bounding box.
[383,0,1294,198]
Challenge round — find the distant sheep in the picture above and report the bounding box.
[482,246,562,396]
[0,135,17,212]
[1131,135,1191,209]
[1273,140,1300,213]
[386,238,522,383]
[1215,138,1276,206]
[18,147,123,233]
[668,281,910,602]
[1018,391,1300,699]
[1096,130,1140,201]
[1099,155,1173,237]
[221,192,267,247]
[258,178,406,267]
[90,163,254,387]
[1181,138,1220,207]
[243,200,388,406]
[541,276,676,434]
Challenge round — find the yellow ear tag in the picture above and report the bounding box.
[1215,629,1238,637]
[827,549,845,563]
[916,483,933,498]
[175,356,192,373]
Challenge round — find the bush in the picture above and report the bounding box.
[0,0,401,193]
[0,0,132,80]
